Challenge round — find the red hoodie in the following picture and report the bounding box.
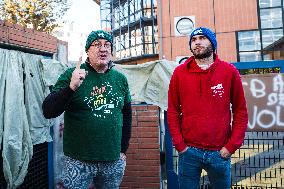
[167,55,248,154]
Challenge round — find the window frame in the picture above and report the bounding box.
[236,0,284,62]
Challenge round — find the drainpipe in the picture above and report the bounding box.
[157,0,163,59]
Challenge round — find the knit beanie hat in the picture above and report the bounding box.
[85,30,113,51]
[189,27,217,51]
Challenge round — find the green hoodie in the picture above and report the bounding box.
[52,63,131,161]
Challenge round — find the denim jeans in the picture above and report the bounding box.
[62,156,126,189]
[178,146,231,189]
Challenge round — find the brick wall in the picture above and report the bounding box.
[0,20,57,53]
[121,105,161,189]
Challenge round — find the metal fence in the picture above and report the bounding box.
[168,131,284,189]
[231,131,284,188]
[0,142,49,189]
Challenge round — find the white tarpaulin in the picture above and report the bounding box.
[115,59,178,110]
[0,49,37,188]
[0,49,68,188]
[41,59,68,87]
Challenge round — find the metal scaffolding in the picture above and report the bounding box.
[100,0,158,63]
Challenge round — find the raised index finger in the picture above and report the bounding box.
[76,56,82,69]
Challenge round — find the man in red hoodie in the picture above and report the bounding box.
[167,27,248,189]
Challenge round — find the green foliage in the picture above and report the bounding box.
[0,0,70,33]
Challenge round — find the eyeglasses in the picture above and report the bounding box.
[90,42,112,50]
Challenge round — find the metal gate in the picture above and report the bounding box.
[164,60,284,189]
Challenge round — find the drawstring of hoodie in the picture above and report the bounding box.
[199,70,214,97]
[199,73,202,96]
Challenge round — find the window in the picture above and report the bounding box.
[238,31,261,51]
[106,0,158,60]
[237,0,284,61]
[115,36,120,51]
[262,29,283,47]
[129,0,135,22]
[260,8,282,28]
[239,51,262,62]
[259,0,281,8]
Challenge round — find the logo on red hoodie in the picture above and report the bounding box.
[211,83,224,97]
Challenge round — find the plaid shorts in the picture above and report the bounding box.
[62,155,126,189]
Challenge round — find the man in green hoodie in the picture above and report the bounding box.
[42,30,132,189]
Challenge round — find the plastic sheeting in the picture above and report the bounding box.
[39,59,68,187]
[0,49,60,188]
[1,49,33,189]
[24,57,54,145]
[41,59,68,87]
[0,50,7,156]
[115,59,178,110]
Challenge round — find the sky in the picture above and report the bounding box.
[61,0,101,61]
[65,0,101,32]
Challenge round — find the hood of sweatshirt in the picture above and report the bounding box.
[182,54,221,96]
[185,54,220,73]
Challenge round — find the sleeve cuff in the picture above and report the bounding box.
[121,147,127,154]
[175,142,187,152]
[224,143,237,154]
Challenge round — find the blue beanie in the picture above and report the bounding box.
[189,27,217,51]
